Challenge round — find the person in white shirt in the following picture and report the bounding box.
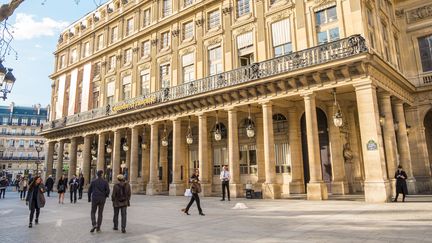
[220,165,231,201]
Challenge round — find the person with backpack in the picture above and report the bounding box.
[111,174,131,233]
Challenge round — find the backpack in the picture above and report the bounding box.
[117,184,127,203]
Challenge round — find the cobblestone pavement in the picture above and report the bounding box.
[1,189,432,243]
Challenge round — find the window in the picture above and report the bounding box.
[1,128,6,134]
[126,18,134,36]
[9,139,15,147]
[208,10,220,30]
[106,80,115,105]
[31,129,36,135]
[183,21,194,40]
[275,143,291,173]
[93,62,101,78]
[160,64,170,89]
[143,8,151,27]
[12,118,19,125]
[184,0,193,8]
[59,55,66,69]
[367,8,375,49]
[239,145,257,174]
[29,140,34,148]
[11,128,16,134]
[315,6,339,45]
[140,70,150,95]
[109,55,116,70]
[213,147,228,175]
[182,53,195,83]
[111,26,118,43]
[2,117,8,125]
[124,48,132,64]
[122,75,132,100]
[315,6,337,26]
[97,34,104,51]
[161,31,170,49]
[272,19,292,57]
[83,42,90,58]
[237,32,254,66]
[418,35,432,72]
[31,119,37,126]
[317,27,340,44]
[162,0,172,18]
[70,49,77,63]
[40,119,46,125]
[237,0,250,17]
[394,35,401,70]
[20,128,25,135]
[19,139,24,147]
[21,118,28,126]
[381,21,389,62]
[92,91,100,108]
[208,46,223,75]
[141,40,150,57]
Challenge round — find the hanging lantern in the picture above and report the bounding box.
[123,143,129,151]
[141,126,148,150]
[106,135,112,153]
[214,111,222,141]
[246,104,255,138]
[332,88,344,128]
[186,116,193,145]
[161,122,168,146]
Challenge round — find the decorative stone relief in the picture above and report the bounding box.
[158,55,171,64]
[407,4,432,24]
[179,47,195,56]
[270,10,292,23]
[233,23,255,36]
[205,37,222,47]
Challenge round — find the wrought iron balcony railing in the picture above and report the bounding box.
[43,35,368,131]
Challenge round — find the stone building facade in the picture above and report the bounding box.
[40,0,432,202]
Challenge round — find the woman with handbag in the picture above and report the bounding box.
[26,176,45,228]
[57,175,68,204]
[181,169,205,216]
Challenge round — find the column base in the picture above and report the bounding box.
[389,178,397,198]
[414,176,432,193]
[146,183,163,195]
[200,183,213,197]
[331,181,349,195]
[130,182,142,194]
[169,183,186,196]
[289,181,306,194]
[407,178,417,194]
[229,183,245,198]
[364,180,391,203]
[262,183,281,199]
[307,182,328,200]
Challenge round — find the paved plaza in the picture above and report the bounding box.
[1,190,432,243]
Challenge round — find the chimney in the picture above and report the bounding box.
[9,102,14,113]
[36,103,41,115]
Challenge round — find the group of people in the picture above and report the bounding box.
[55,174,85,204]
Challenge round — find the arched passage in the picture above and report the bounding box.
[424,110,432,171]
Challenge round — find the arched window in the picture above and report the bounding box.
[273,113,288,134]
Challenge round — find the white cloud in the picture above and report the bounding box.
[13,13,69,40]
[34,44,42,48]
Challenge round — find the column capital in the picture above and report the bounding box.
[300,91,315,98]
[392,99,405,106]
[259,100,273,106]
[377,90,391,99]
[224,106,238,112]
[353,80,376,91]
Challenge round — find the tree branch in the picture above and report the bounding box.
[0,0,24,22]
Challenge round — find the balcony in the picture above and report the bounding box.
[43,35,368,132]
[410,71,432,87]
[0,156,45,161]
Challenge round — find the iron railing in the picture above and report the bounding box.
[42,35,368,131]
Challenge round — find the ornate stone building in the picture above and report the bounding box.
[40,0,432,202]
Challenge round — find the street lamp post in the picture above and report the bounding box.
[34,140,44,176]
[0,61,16,100]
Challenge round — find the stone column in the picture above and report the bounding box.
[261,102,281,199]
[55,140,65,188]
[302,93,328,200]
[96,133,106,171]
[141,126,150,191]
[378,92,398,196]
[287,105,305,194]
[327,103,348,195]
[112,130,121,184]
[147,123,162,195]
[198,114,212,196]
[227,108,243,197]
[354,81,391,202]
[169,119,185,195]
[82,135,92,188]
[255,115,265,187]
[68,137,78,180]
[44,141,55,179]
[125,131,131,175]
[130,126,140,192]
[394,101,417,194]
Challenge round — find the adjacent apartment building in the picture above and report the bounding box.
[40,0,432,202]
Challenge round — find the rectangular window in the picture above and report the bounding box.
[161,31,170,49]
[419,34,432,72]
[367,8,375,48]
[31,129,36,135]
[19,139,24,147]
[143,8,151,27]
[208,10,220,30]
[140,70,150,95]
[109,55,116,70]
[394,36,401,70]
[122,75,132,100]
[59,55,66,69]
[182,53,195,83]
[1,128,6,134]
[183,21,194,40]
[208,46,223,76]
[213,147,228,175]
[70,49,77,63]
[272,18,292,57]
[275,143,291,173]
[31,119,37,126]
[316,6,337,26]
[97,34,104,51]
[111,26,118,43]
[93,62,101,78]
[381,22,389,62]
[237,0,250,17]
[11,128,16,134]
[29,140,34,148]
[21,118,27,126]
[83,42,90,58]
[160,64,170,89]
[20,128,25,135]
[126,18,134,36]
[317,27,340,45]
[92,91,100,109]
[124,48,132,64]
[141,40,150,57]
[237,31,254,66]
[2,117,8,125]
[239,145,257,174]
[12,118,19,125]
[106,80,115,105]
[162,0,172,18]
[184,0,193,7]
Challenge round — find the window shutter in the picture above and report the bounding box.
[122,75,132,85]
[182,53,194,67]
[271,18,291,46]
[107,82,115,97]
[237,31,253,49]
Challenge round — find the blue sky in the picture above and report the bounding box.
[3,0,109,107]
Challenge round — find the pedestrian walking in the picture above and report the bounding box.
[394,165,408,202]
[181,169,205,216]
[88,170,110,233]
[45,175,54,197]
[19,176,29,200]
[69,174,79,203]
[111,174,131,233]
[0,176,8,198]
[220,165,231,201]
[78,173,85,200]
[26,176,45,228]
[57,175,68,204]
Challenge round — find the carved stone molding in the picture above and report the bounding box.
[407,4,432,24]
[171,29,180,37]
[158,55,171,64]
[205,37,222,47]
[269,10,292,23]
[179,47,195,56]
[222,6,232,15]
[233,23,255,36]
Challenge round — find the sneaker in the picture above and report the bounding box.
[121,228,126,233]
[28,223,32,228]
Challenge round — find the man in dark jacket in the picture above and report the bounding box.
[69,174,79,203]
[45,175,54,197]
[88,170,110,233]
[78,173,85,200]
[111,174,131,233]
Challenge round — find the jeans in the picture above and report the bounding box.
[222,181,230,200]
[78,188,83,199]
[47,189,51,197]
[91,198,106,228]
[70,190,77,203]
[20,190,27,199]
[113,206,127,229]
[185,193,203,213]
[29,202,40,223]
[0,188,5,198]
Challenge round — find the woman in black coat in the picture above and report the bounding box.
[57,175,68,204]
[26,176,45,228]
[181,169,204,216]
[394,165,408,202]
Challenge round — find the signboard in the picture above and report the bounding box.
[112,96,157,113]
[366,140,378,151]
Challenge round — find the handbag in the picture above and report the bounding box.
[184,188,192,197]
[38,189,46,208]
